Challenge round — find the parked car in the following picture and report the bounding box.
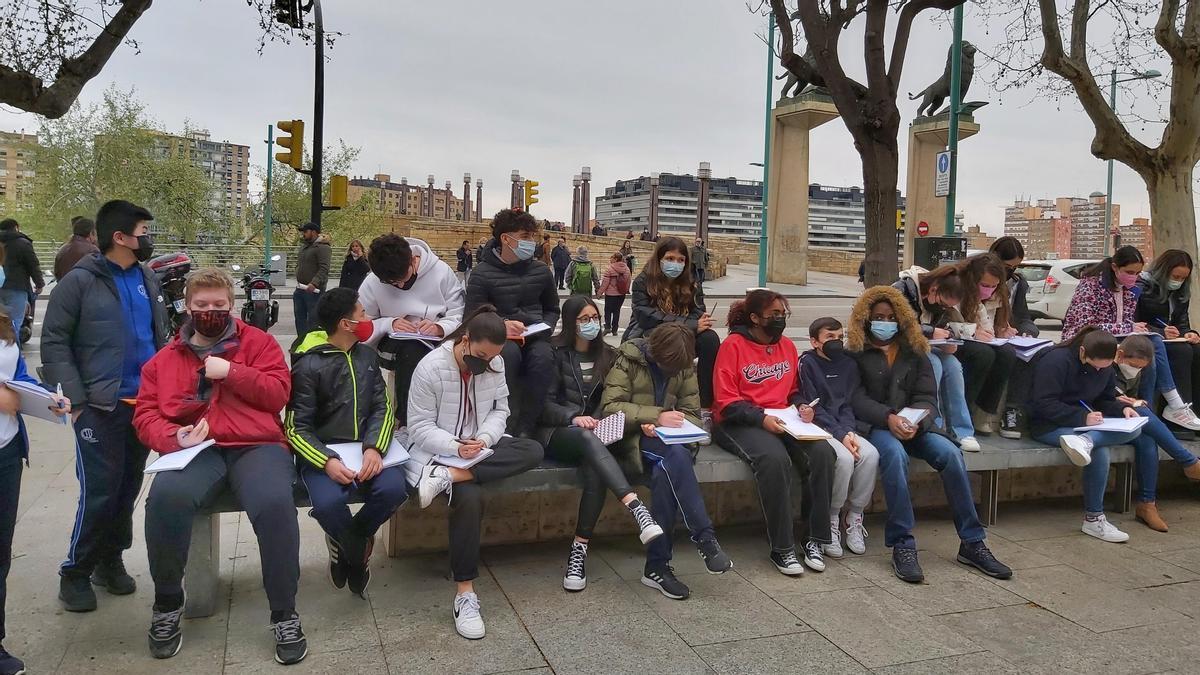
[1019,259,1096,321]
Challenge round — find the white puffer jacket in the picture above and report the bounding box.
[404,341,509,485]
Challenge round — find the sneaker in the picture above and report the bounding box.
[324,533,348,590]
[628,499,664,545]
[1059,434,1094,467]
[271,613,308,665]
[801,540,826,572]
[563,541,588,592]
[58,573,97,612]
[845,512,868,555]
[696,537,733,574]
[641,564,691,600]
[892,547,924,583]
[453,592,486,639]
[1082,515,1130,543]
[957,540,1012,579]
[971,408,994,435]
[1164,404,1200,431]
[1184,461,1200,481]
[959,436,981,452]
[770,549,805,576]
[700,409,713,446]
[823,518,844,558]
[999,406,1023,439]
[0,646,25,675]
[417,464,453,508]
[147,601,185,659]
[92,557,136,595]
[347,535,374,598]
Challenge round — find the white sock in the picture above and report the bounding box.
[1165,389,1186,408]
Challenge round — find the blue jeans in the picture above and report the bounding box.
[1033,427,1145,514]
[641,437,715,568]
[300,464,409,545]
[1132,406,1198,502]
[869,429,985,550]
[928,350,974,441]
[1147,333,1178,394]
[0,289,27,336]
[293,288,321,337]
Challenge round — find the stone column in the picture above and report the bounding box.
[649,173,660,239]
[510,169,520,209]
[426,174,435,217]
[571,176,582,231]
[695,162,711,243]
[902,113,980,267]
[766,93,840,285]
[580,166,592,231]
[475,179,483,222]
[462,173,471,222]
[399,177,409,215]
[444,180,453,219]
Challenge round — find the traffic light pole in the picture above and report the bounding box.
[310,0,325,228]
[264,124,274,269]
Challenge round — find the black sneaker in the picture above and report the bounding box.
[696,537,733,574]
[92,558,136,595]
[563,540,588,592]
[770,549,805,576]
[641,564,690,600]
[347,535,374,598]
[271,613,308,665]
[147,602,185,659]
[324,534,348,590]
[957,540,1013,579]
[59,572,97,612]
[892,547,925,583]
[999,406,1023,440]
[0,645,25,675]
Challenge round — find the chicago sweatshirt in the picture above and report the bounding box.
[712,326,802,426]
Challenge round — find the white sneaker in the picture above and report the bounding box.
[1164,405,1200,431]
[453,592,486,639]
[1058,435,1094,467]
[417,464,453,508]
[1081,515,1130,543]
[844,512,867,555]
[700,409,713,446]
[959,436,981,452]
[822,517,844,558]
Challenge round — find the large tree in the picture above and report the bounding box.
[986,0,1199,274]
[0,0,313,118]
[764,0,965,285]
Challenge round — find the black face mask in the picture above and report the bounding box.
[822,339,845,359]
[399,272,418,291]
[132,234,154,262]
[463,352,490,376]
[763,316,787,339]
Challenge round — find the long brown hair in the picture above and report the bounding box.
[956,253,1010,328]
[0,306,14,346]
[553,295,616,382]
[642,236,696,316]
[916,265,963,301]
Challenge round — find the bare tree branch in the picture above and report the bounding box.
[1155,0,1187,59]
[890,0,966,89]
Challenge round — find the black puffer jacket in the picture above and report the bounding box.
[535,343,613,445]
[0,229,44,293]
[624,272,707,340]
[891,275,963,338]
[850,345,940,437]
[285,333,395,469]
[465,240,560,329]
[1135,274,1195,335]
[1006,270,1040,337]
[40,253,168,409]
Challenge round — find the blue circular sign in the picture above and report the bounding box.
[937,153,950,172]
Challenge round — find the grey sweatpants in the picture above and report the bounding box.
[145,444,299,612]
[828,435,879,515]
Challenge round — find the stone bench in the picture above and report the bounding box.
[181,435,1174,618]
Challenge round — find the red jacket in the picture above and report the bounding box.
[713,328,801,425]
[134,320,291,454]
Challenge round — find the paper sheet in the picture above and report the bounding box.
[4,380,68,424]
[654,419,709,444]
[1074,416,1149,433]
[765,407,832,440]
[434,447,495,469]
[521,323,552,338]
[897,407,930,426]
[144,440,217,474]
[325,438,411,473]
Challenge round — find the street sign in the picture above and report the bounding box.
[917,221,930,237]
[934,150,951,198]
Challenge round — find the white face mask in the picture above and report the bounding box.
[1118,362,1143,379]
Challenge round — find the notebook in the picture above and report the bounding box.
[144,440,217,474]
[590,411,626,446]
[1015,342,1054,362]
[897,407,930,426]
[4,379,69,424]
[521,322,552,338]
[325,438,411,474]
[1007,336,1052,350]
[434,447,495,469]
[654,419,709,444]
[765,407,832,440]
[387,331,440,344]
[1074,416,1149,433]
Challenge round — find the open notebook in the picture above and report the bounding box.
[765,408,832,440]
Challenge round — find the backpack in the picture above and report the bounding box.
[569,260,595,294]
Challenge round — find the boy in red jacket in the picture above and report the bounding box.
[133,268,307,666]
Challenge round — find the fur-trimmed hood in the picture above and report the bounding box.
[847,285,930,355]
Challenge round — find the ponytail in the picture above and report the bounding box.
[444,304,507,345]
[1063,325,1118,360]
[726,289,787,329]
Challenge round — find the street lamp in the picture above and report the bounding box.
[1104,68,1161,255]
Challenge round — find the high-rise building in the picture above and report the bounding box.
[1004,194,1119,260]
[594,175,907,252]
[1120,217,1153,258]
[153,130,251,224]
[0,131,37,210]
[1058,193,1117,259]
[347,174,465,219]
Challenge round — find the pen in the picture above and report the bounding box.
[805,398,820,407]
[1079,400,1094,412]
[1155,318,1169,328]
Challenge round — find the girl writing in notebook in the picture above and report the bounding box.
[535,296,663,592]
[1029,326,1152,543]
[600,322,732,600]
[711,289,838,576]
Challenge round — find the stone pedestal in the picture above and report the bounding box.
[903,113,980,267]
[766,92,840,285]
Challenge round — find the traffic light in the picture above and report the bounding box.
[274,119,304,171]
[524,179,540,208]
[329,175,348,208]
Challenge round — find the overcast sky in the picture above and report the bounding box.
[0,1,1172,235]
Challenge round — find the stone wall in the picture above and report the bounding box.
[808,247,864,276]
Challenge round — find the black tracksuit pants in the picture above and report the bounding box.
[0,436,21,642]
[380,339,436,427]
[500,338,556,435]
[545,426,634,539]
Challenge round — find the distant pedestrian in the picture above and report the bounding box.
[551,236,571,289]
[857,260,866,286]
[591,224,606,237]
[566,247,599,296]
[691,238,710,286]
[619,239,635,273]
[476,236,488,267]
[456,239,474,283]
[294,222,332,339]
[598,252,632,335]
[338,239,370,291]
[54,216,99,282]
[640,229,653,242]
[0,219,44,336]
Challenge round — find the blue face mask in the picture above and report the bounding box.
[578,320,601,341]
[661,260,685,278]
[508,236,537,261]
[870,320,899,342]
[1168,279,1185,291]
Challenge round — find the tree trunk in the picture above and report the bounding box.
[858,135,901,286]
[1144,162,1200,325]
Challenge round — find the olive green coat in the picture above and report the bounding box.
[600,339,702,475]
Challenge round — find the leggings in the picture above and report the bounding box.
[545,426,634,539]
[695,329,721,408]
[603,295,626,334]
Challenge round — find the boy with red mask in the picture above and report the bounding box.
[133,268,306,665]
[286,287,404,600]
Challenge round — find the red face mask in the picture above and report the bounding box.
[350,319,374,343]
[191,310,231,338]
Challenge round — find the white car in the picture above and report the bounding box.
[1018,259,1098,321]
